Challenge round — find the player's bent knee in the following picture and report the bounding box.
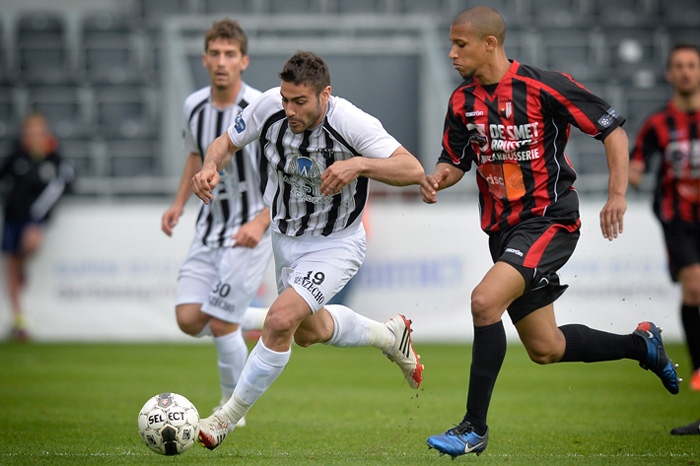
[265,307,299,336]
[525,343,561,365]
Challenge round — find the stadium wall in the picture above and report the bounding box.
[0,198,680,343]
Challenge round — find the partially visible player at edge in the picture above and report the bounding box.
[629,41,700,436]
[420,6,680,458]
[191,51,425,449]
[160,19,272,426]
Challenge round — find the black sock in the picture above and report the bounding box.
[464,321,506,436]
[559,324,646,363]
[682,304,700,370]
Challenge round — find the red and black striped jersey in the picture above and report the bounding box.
[439,60,625,233]
[631,101,700,223]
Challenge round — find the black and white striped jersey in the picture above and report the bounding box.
[183,83,268,248]
[227,87,401,237]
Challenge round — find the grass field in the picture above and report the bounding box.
[1,340,699,465]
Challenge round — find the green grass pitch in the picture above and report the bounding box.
[1,341,699,465]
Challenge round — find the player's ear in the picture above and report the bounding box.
[240,54,250,72]
[485,35,498,52]
[320,85,332,103]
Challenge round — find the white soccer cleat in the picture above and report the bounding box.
[198,411,229,450]
[384,314,424,389]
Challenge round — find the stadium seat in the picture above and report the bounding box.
[81,12,143,85]
[59,137,94,178]
[94,86,157,139]
[17,12,71,85]
[624,87,671,137]
[527,0,592,28]
[539,29,603,82]
[659,0,700,27]
[106,139,158,177]
[29,86,88,140]
[602,28,667,85]
[590,0,658,27]
[335,0,389,14]
[202,0,265,14]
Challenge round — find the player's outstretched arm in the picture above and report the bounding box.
[191,133,241,205]
[600,126,629,241]
[319,146,424,196]
[420,163,464,204]
[162,152,202,236]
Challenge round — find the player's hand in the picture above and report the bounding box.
[320,158,360,196]
[161,206,183,236]
[191,166,220,205]
[600,194,626,241]
[420,168,451,204]
[231,221,265,248]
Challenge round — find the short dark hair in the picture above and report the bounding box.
[205,18,248,56]
[278,51,331,95]
[667,41,700,69]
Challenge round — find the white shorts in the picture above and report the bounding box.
[272,227,366,313]
[175,230,272,323]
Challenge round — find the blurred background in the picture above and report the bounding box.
[0,0,697,342]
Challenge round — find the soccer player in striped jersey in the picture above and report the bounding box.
[630,42,700,435]
[420,6,679,457]
[191,51,425,449]
[161,19,272,425]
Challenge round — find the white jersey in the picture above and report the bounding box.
[227,87,401,237]
[183,83,267,248]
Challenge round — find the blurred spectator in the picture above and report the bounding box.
[0,113,74,341]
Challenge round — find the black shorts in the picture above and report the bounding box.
[1,220,42,254]
[488,214,581,323]
[661,220,700,282]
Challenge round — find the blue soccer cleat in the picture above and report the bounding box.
[426,418,488,458]
[634,321,680,394]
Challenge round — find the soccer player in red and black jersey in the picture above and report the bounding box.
[420,6,680,457]
[630,42,700,436]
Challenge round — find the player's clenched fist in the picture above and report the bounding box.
[191,165,220,205]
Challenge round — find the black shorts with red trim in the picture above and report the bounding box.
[488,213,581,323]
[661,219,700,282]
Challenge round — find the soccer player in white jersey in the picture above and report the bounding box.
[161,19,272,425]
[191,51,426,448]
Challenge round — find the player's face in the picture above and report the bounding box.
[448,22,489,79]
[21,116,50,156]
[202,38,249,90]
[666,49,700,97]
[280,81,331,134]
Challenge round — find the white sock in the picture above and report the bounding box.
[325,304,395,350]
[220,339,290,423]
[240,306,268,331]
[213,328,248,400]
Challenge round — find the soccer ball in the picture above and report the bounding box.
[137,393,200,455]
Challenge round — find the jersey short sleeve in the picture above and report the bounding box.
[536,70,625,141]
[326,96,401,159]
[227,87,281,150]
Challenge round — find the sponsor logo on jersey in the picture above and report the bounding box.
[465,110,485,117]
[234,113,246,133]
[597,107,620,128]
[505,247,524,257]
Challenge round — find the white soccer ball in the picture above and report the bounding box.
[137,393,200,455]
